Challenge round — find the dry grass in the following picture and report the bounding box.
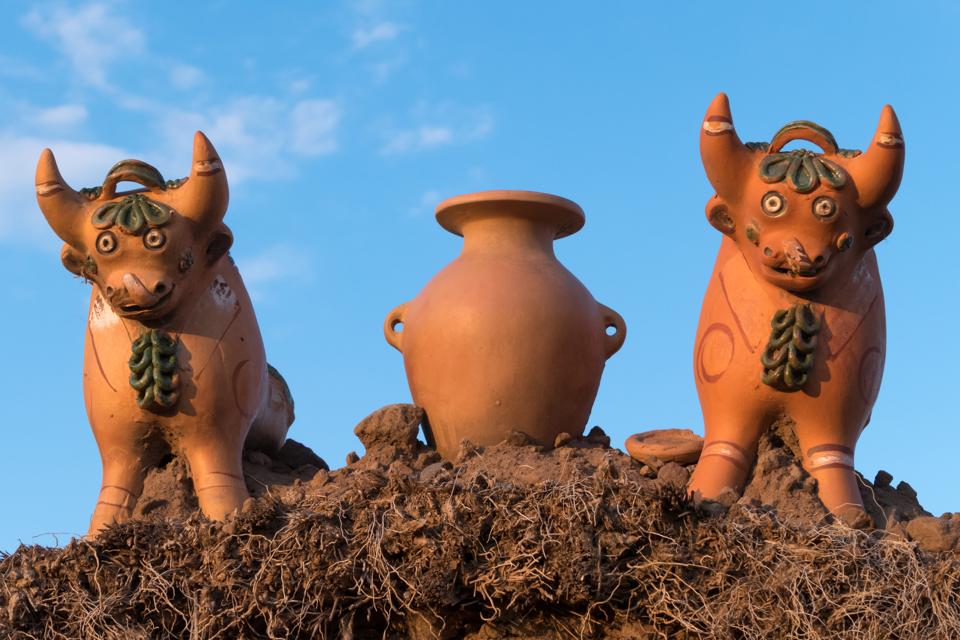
[2,468,959,639]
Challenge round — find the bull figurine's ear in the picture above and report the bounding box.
[36,148,85,246]
[700,92,754,201]
[864,208,895,248]
[206,223,233,265]
[167,131,229,227]
[705,195,736,236]
[846,105,904,211]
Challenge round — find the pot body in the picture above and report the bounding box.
[385,191,625,460]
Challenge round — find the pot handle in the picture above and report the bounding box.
[599,303,626,359]
[384,303,407,352]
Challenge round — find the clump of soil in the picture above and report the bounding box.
[2,406,958,639]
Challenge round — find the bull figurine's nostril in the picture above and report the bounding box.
[814,255,826,266]
[105,286,115,297]
[763,247,774,258]
[154,282,168,295]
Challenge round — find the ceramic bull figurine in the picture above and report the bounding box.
[687,93,904,522]
[36,132,294,536]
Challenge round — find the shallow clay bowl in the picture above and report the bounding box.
[625,429,704,466]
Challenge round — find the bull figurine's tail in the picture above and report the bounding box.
[246,364,295,453]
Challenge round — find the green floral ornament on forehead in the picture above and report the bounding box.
[92,193,173,235]
[85,159,187,235]
[749,121,862,194]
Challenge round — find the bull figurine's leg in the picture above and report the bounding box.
[88,455,146,536]
[796,437,865,518]
[688,409,767,501]
[183,442,249,520]
[791,411,868,525]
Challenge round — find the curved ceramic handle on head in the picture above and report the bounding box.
[599,303,626,359]
[384,303,407,352]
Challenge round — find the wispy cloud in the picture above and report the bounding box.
[383,126,452,155]
[31,104,88,128]
[352,22,401,49]
[0,135,127,240]
[154,96,341,183]
[291,100,341,156]
[407,188,443,217]
[380,105,494,155]
[15,2,343,195]
[169,64,204,90]
[21,2,144,89]
[234,244,313,302]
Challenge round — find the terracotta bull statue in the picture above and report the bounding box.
[687,93,904,523]
[36,132,295,535]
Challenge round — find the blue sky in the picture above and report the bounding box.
[0,1,957,551]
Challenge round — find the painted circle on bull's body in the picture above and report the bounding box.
[859,347,884,406]
[698,323,735,383]
[232,359,261,419]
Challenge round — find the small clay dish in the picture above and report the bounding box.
[625,429,704,466]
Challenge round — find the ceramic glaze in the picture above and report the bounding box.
[36,133,294,535]
[385,190,626,459]
[686,94,904,520]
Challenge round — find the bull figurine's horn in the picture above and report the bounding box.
[35,148,85,246]
[168,131,229,226]
[699,92,754,201]
[845,105,905,210]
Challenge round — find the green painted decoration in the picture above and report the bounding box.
[129,329,180,410]
[92,194,172,235]
[759,150,847,193]
[82,256,98,279]
[760,303,821,391]
[105,160,168,191]
[82,160,186,198]
[749,120,862,193]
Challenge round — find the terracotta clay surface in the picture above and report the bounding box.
[35,132,294,536]
[687,93,904,518]
[385,190,626,460]
[625,429,703,467]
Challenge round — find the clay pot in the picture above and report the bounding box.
[385,190,626,460]
[625,429,704,467]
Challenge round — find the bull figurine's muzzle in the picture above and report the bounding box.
[107,272,174,315]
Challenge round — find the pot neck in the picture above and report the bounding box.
[459,215,557,258]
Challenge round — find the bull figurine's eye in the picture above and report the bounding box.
[96,231,118,255]
[813,196,838,220]
[144,228,166,249]
[761,191,786,217]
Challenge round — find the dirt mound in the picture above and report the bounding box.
[2,405,958,639]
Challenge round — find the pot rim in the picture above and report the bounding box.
[436,190,585,239]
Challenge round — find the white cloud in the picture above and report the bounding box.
[289,77,312,94]
[380,106,494,155]
[368,54,407,83]
[234,244,312,302]
[352,22,401,49]
[169,64,204,90]
[291,100,340,156]
[22,3,145,88]
[382,126,452,155]
[0,135,127,241]
[32,104,88,128]
[407,188,443,217]
[154,96,341,184]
